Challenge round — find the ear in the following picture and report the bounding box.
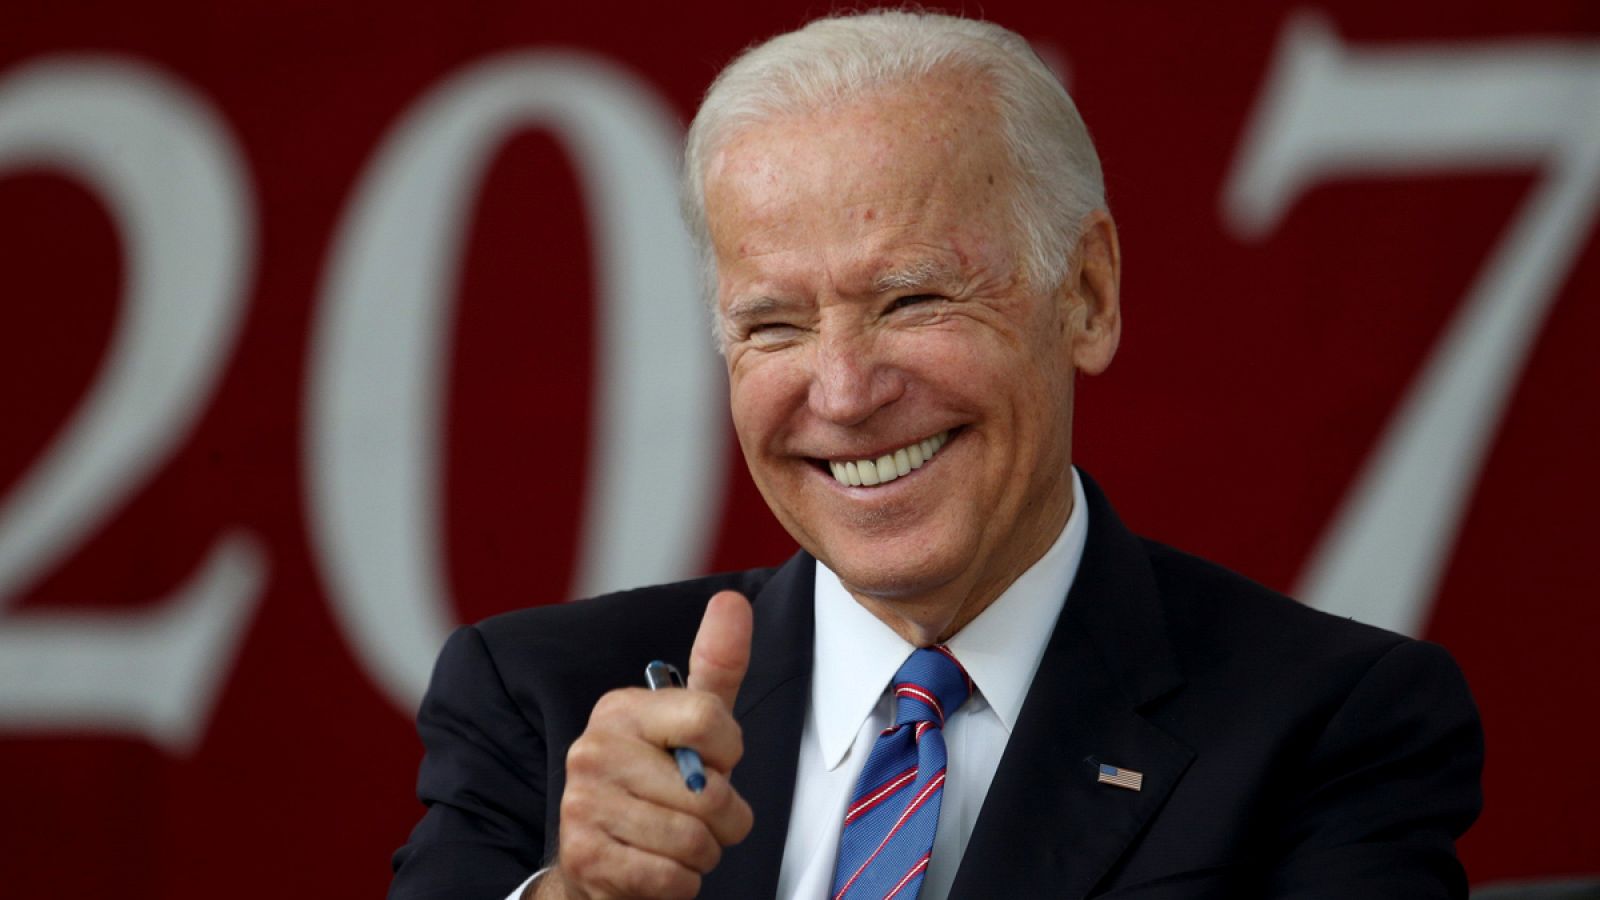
[1061,210,1121,376]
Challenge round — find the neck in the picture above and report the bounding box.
[843,491,1074,646]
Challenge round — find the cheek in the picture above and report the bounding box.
[728,359,807,450]
[893,330,1015,397]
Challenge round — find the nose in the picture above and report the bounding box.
[807,330,904,426]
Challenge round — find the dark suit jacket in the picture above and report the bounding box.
[389,475,1483,899]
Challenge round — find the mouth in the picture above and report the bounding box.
[816,428,954,488]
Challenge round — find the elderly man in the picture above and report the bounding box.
[390,10,1482,900]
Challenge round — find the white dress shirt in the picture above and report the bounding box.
[509,470,1088,900]
[775,468,1087,899]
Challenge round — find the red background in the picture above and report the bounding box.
[2,1,1596,895]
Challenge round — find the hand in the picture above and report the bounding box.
[537,591,756,900]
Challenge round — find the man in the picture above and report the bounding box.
[390,10,1483,900]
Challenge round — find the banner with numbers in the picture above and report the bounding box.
[1,1,1596,895]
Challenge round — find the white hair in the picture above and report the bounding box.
[682,8,1106,310]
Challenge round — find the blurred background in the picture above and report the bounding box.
[1,1,1596,896]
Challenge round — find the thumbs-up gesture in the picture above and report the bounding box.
[536,591,756,900]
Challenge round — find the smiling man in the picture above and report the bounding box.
[389,11,1483,900]
[707,68,1113,647]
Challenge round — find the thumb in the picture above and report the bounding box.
[687,590,753,710]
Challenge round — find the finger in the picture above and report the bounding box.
[567,732,754,852]
[687,590,752,711]
[698,774,755,847]
[596,790,723,874]
[620,762,754,847]
[557,828,702,900]
[586,688,744,772]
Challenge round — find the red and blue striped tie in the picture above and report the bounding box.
[831,645,973,899]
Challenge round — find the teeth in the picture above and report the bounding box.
[827,430,951,488]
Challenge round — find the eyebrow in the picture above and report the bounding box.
[723,258,963,322]
[725,294,803,324]
[871,258,959,294]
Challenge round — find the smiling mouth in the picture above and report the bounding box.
[821,429,953,487]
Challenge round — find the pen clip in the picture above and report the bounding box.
[644,660,685,691]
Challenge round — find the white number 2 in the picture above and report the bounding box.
[1225,14,1600,635]
[0,59,265,752]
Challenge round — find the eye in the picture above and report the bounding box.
[888,293,941,313]
[746,321,804,346]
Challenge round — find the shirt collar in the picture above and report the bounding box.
[810,468,1090,769]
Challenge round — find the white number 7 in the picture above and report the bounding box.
[1224,13,1600,635]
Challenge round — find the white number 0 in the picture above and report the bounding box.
[307,53,723,713]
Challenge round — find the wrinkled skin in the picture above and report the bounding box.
[709,73,1120,645]
[536,72,1120,898]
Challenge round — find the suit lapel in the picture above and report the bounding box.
[700,551,814,898]
[950,475,1194,899]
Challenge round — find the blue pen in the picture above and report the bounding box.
[644,660,707,793]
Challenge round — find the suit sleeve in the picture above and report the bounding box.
[389,625,550,900]
[1266,639,1485,899]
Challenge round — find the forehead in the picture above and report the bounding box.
[702,75,1016,290]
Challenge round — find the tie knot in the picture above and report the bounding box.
[891,645,972,728]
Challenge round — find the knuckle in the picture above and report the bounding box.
[559,827,602,872]
[706,774,744,813]
[564,737,604,776]
[698,774,732,808]
[726,794,755,843]
[689,827,722,872]
[669,814,715,859]
[637,860,699,900]
[559,782,592,818]
[589,688,636,723]
[699,780,754,846]
[681,693,720,735]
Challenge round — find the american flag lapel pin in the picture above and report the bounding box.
[1097,762,1144,791]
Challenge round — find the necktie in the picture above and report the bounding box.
[831,645,973,900]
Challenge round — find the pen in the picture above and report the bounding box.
[644,660,707,793]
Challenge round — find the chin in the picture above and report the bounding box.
[817,541,969,605]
